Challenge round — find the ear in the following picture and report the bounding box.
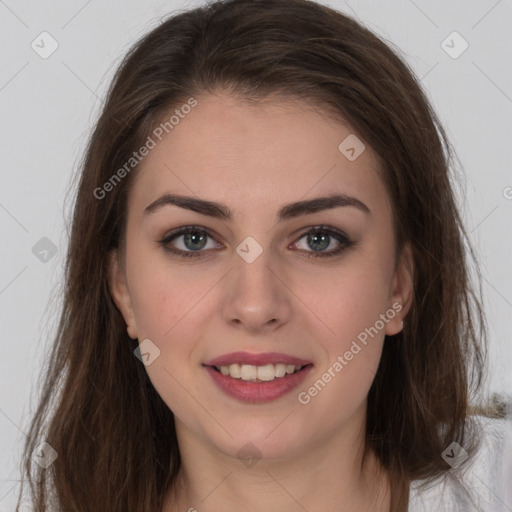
[385,242,414,336]
[107,249,139,339]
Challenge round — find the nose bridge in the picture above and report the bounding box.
[222,234,292,330]
[233,234,280,297]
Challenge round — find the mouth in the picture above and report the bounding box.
[202,352,314,403]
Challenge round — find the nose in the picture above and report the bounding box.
[220,243,293,334]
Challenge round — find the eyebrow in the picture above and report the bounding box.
[144,193,370,221]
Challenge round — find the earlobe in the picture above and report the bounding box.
[107,249,139,340]
[385,242,414,336]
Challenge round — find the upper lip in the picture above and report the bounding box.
[204,351,313,367]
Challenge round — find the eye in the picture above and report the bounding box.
[158,225,354,260]
[159,226,221,259]
[291,226,354,259]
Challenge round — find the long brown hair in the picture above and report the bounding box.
[16,0,490,510]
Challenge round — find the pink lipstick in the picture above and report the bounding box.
[203,351,313,403]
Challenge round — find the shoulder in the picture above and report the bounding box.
[408,399,512,512]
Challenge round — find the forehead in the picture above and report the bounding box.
[127,92,390,222]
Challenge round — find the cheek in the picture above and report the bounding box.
[127,247,202,338]
[128,274,205,419]
[301,260,393,346]
[298,303,386,429]
[304,256,394,419]
[132,285,176,339]
[132,284,201,365]
[127,256,213,371]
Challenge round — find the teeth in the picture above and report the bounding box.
[257,364,275,381]
[229,364,241,378]
[275,364,287,378]
[217,363,303,381]
[240,364,257,380]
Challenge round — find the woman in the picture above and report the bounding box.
[16,0,511,510]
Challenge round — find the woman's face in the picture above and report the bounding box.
[109,92,413,461]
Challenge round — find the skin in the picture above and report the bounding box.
[108,91,414,512]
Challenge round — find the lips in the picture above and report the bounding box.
[203,351,314,403]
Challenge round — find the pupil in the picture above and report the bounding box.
[308,233,329,252]
[184,232,207,251]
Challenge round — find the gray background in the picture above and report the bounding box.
[1,0,511,509]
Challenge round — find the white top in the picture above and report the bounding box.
[408,402,512,511]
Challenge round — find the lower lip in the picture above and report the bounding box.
[204,365,313,403]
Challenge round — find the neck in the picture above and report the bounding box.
[163,418,391,512]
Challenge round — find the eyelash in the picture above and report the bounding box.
[158,225,354,260]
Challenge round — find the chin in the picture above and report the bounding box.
[205,419,309,462]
